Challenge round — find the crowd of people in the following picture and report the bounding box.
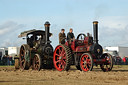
[123,56,128,65]
[0,55,13,65]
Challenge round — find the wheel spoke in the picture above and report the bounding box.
[82,62,84,65]
[37,64,39,68]
[55,60,61,63]
[21,59,24,63]
[36,60,39,62]
[56,57,59,60]
[82,58,85,62]
[62,56,66,59]
[87,58,90,62]
[62,64,65,69]
[61,48,64,54]
[87,59,91,65]
[58,64,61,69]
[84,57,86,60]
[60,62,65,69]
[35,64,37,68]
[62,52,66,57]
[20,54,23,57]
[59,47,62,55]
[87,64,91,67]
[56,53,60,57]
[36,59,39,62]
[86,67,89,71]
[62,60,66,65]
[22,49,25,53]
[87,61,91,65]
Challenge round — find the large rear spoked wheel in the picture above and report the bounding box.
[100,53,113,72]
[53,44,71,71]
[33,54,42,71]
[80,53,93,72]
[19,45,30,70]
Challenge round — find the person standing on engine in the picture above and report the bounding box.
[67,28,75,44]
[59,29,66,44]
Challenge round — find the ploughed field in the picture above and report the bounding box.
[0,65,128,85]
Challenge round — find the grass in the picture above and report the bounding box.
[0,65,14,67]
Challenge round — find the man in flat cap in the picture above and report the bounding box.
[59,29,66,44]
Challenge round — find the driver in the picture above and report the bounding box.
[67,28,75,44]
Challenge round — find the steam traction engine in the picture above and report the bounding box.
[18,21,53,70]
[53,21,113,72]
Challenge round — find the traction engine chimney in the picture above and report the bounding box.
[44,21,50,44]
[93,21,98,44]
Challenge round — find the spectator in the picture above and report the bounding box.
[9,56,12,65]
[7,55,10,65]
[126,56,128,65]
[123,56,126,65]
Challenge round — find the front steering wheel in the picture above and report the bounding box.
[77,33,86,40]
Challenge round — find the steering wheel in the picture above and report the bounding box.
[77,33,86,40]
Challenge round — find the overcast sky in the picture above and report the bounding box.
[0,0,128,48]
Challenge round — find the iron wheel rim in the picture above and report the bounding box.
[19,46,25,69]
[33,54,41,70]
[80,54,92,72]
[100,54,112,71]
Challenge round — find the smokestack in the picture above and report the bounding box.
[44,21,50,44]
[93,21,98,44]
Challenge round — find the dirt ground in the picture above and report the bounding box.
[0,65,128,85]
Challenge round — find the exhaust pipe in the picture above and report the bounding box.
[93,21,98,44]
[44,21,50,44]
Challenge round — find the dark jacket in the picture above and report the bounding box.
[59,32,66,44]
[67,32,74,41]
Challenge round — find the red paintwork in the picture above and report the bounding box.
[80,54,91,71]
[84,37,89,44]
[93,59,106,64]
[53,34,111,72]
[53,45,66,71]
[65,37,92,53]
[65,36,104,64]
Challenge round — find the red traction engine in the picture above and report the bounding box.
[53,21,113,72]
